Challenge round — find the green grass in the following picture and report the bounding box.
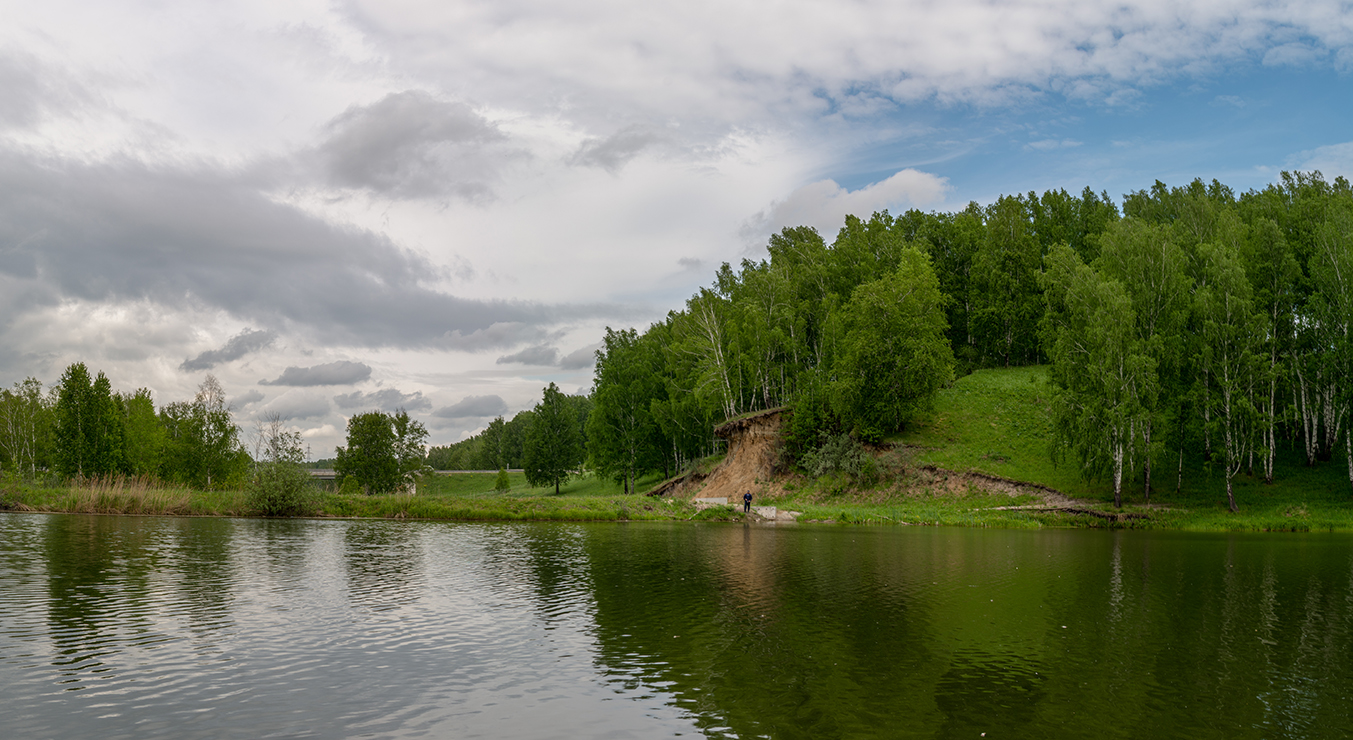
[892,365,1353,529]
[897,365,1092,495]
[415,470,666,498]
[0,470,693,522]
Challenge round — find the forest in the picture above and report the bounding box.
[4,172,1353,510]
[433,171,1353,509]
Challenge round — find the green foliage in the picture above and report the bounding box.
[338,475,362,496]
[494,468,510,491]
[119,388,164,477]
[828,246,955,441]
[588,327,664,492]
[248,461,315,516]
[524,382,584,494]
[333,408,428,494]
[159,375,247,489]
[970,196,1045,367]
[0,377,52,479]
[799,433,876,481]
[54,363,123,479]
[246,412,313,516]
[335,412,399,494]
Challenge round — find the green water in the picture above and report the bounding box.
[1,514,1350,738]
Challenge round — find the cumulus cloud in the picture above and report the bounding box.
[180,328,275,371]
[496,344,559,366]
[744,169,950,242]
[260,390,331,421]
[1263,43,1324,68]
[333,387,432,412]
[231,389,265,407]
[432,395,508,419]
[314,90,516,200]
[260,360,372,386]
[1291,142,1353,181]
[344,0,1353,122]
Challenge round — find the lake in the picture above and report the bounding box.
[1,513,1351,738]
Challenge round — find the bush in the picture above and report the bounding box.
[495,468,510,491]
[338,475,362,496]
[800,433,876,483]
[248,462,316,517]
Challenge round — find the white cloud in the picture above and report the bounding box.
[260,389,332,421]
[1291,142,1353,181]
[745,169,950,241]
[1262,43,1324,68]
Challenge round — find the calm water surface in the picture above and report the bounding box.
[1,513,1351,739]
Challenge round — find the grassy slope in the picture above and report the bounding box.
[896,366,1353,530]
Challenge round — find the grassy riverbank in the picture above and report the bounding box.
[0,471,702,521]
[6,471,1352,531]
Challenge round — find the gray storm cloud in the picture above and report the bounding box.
[180,328,276,371]
[433,395,509,419]
[496,344,558,366]
[0,151,617,350]
[333,387,432,412]
[230,389,265,408]
[559,343,601,370]
[260,361,373,387]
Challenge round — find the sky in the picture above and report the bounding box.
[2,0,1352,456]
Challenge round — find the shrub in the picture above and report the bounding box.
[800,433,877,483]
[495,468,510,491]
[248,461,316,517]
[338,475,362,496]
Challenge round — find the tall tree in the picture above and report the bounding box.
[119,388,164,478]
[53,363,121,479]
[589,328,665,493]
[524,383,583,494]
[1309,200,1353,490]
[971,195,1044,366]
[828,246,955,441]
[1042,244,1156,507]
[1094,218,1191,501]
[392,408,429,476]
[0,378,51,479]
[1196,240,1264,512]
[334,411,399,494]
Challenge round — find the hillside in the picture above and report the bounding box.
[899,366,1353,513]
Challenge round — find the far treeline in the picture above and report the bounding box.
[433,171,1353,510]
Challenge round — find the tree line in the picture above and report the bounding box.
[425,383,592,493]
[1043,173,1353,509]
[0,365,249,489]
[569,172,1353,507]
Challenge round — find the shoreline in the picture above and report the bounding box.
[4,480,1353,532]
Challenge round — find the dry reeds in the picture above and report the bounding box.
[66,474,194,515]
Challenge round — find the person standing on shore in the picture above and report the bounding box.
[743,490,752,513]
